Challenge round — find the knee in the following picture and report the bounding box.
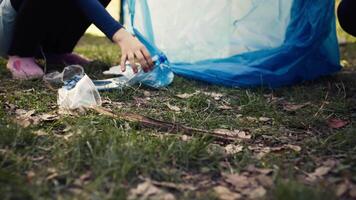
[98,0,111,7]
[337,0,356,36]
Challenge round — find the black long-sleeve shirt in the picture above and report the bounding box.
[10,0,123,39]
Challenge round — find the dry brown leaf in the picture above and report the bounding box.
[306,166,332,182]
[181,135,192,142]
[246,117,258,122]
[284,144,302,152]
[165,103,181,112]
[33,130,48,136]
[349,184,356,198]
[203,92,224,101]
[251,144,301,159]
[282,102,311,112]
[32,156,45,162]
[237,131,252,140]
[327,118,349,129]
[15,109,36,117]
[224,174,250,190]
[176,91,199,99]
[143,91,151,97]
[26,171,36,183]
[246,165,273,175]
[4,102,17,112]
[256,175,273,188]
[214,129,251,140]
[213,186,242,200]
[128,180,176,200]
[150,180,196,191]
[336,182,349,197]
[39,113,59,121]
[248,186,267,199]
[259,117,272,122]
[46,172,59,181]
[13,109,59,128]
[218,104,233,110]
[225,144,244,155]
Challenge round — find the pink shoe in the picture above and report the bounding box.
[6,56,44,80]
[46,53,91,66]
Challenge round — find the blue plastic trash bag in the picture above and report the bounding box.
[123,0,341,88]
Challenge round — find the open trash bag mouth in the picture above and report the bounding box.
[122,0,341,88]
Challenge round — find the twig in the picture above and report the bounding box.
[90,106,236,142]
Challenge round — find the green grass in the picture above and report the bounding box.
[0,34,355,199]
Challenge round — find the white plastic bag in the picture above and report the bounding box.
[58,74,102,109]
[44,65,102,110]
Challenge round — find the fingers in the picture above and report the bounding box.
[141,47,154,69]
[120,46,154,74]
[120,53,127,72]
[134,50,149,72]
[128,52,138,73]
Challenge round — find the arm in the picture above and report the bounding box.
[75,0,122,39]
[76,0,154,72]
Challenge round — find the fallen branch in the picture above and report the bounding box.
[90,106,237,142]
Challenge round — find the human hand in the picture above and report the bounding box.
[113,29,154,73]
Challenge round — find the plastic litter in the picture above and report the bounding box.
[97,54,174,90]
[44,55,173,109]
[44,65,102,109]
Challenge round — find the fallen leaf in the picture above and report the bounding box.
[248,186,266,199]
[218,104,233,110]
[214,129,251,140]
[32,156,45,162]
[224,174,250,190]
[203,92,224,101]
[166,103,181,112]
[128,180,176,200]
[259,117,272,122]
[39,113,59,121]
[284,144,302,152]
[176,91,199,99]
[306,166,332,182]
[327,118,349,129]
[237,131,252,140]
[213,186,242,200]
[282,102,310,112]
[246,165,273,175]
[246,117,258,122]
[26,171,36,183]
[4,102,17,112]
[225,144,244,155]
[181,135,192,141]
[74,171,93,186]
[13,109,59,128]
[336,182,349,197]
[144,91,151,97]
[16,109,36,117]
[46,172,59,181]
[349,184,356,198]
[150,179,196,191]
[256,175,273,188]
[33,130,48,136]
[250,144,301,159]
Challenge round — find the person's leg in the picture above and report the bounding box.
[337,0,356,37]
[6,0,47,79]
[7,0,112,79]
[42,0,112,65]
[7,0,49,57]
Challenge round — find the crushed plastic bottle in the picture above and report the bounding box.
[96,53,174,90]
